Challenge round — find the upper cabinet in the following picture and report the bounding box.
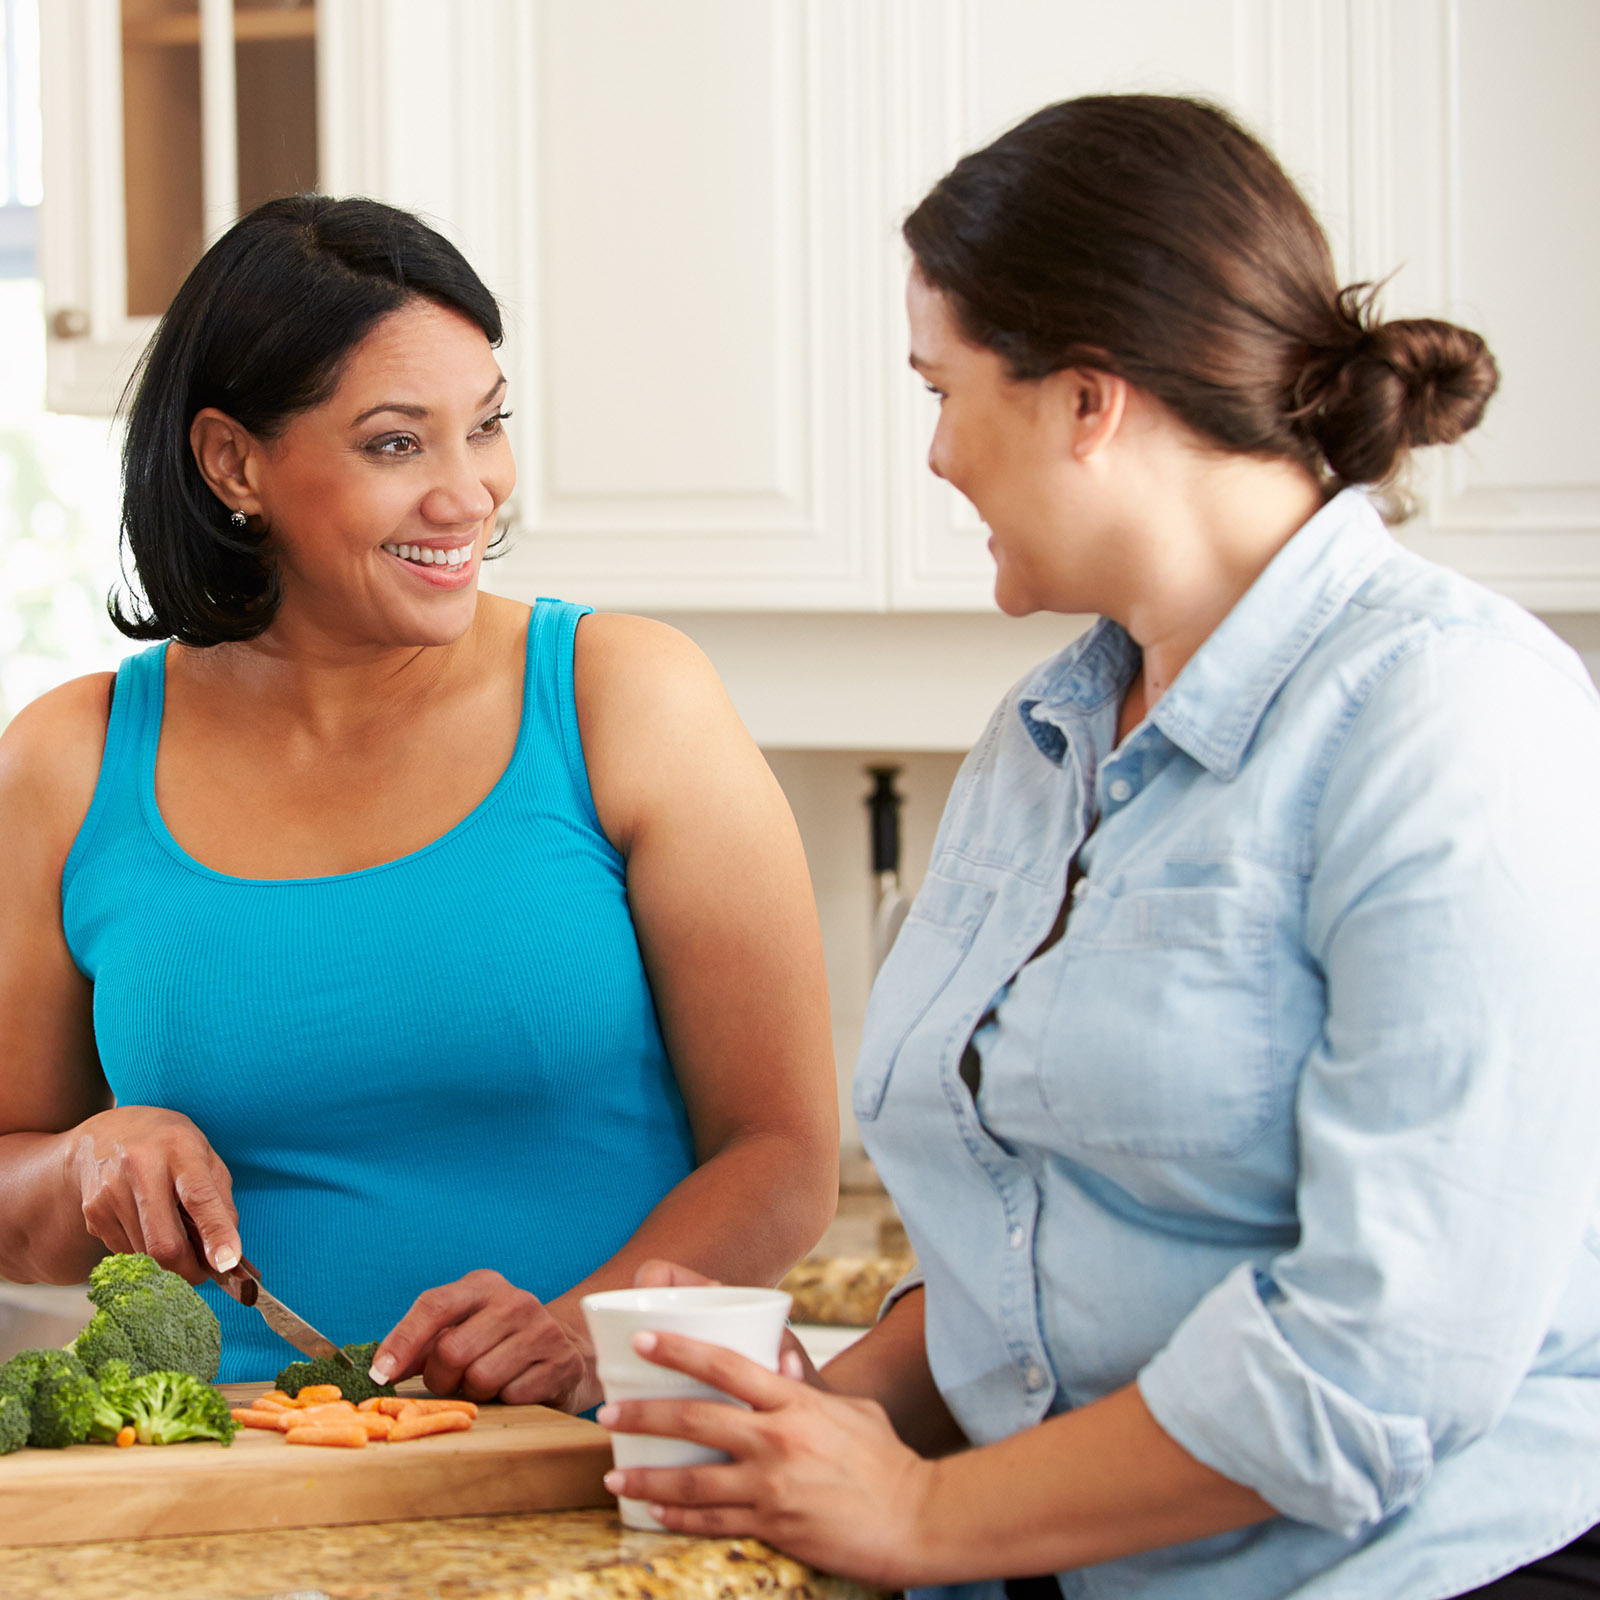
[1349,0,1600,611]
[41,0,319,413]
[41,0,1600,612]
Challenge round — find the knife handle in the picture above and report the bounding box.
[180,1207,260,1304]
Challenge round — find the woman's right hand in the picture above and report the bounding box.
[632,1259,823,1387]
[65,1105,240,1283]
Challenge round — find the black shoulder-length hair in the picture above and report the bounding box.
[113,193,503,646]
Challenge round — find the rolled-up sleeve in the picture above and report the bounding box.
[1140,628,1600,1536]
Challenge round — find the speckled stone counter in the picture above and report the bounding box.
[780,1254,914,1329]
[0,1508,882,1600]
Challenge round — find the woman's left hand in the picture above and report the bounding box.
[369,1269,598,1410]
[598,1329,936,1588]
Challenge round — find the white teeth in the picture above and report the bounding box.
[382,541,474,568]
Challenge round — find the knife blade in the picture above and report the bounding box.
[211,1256,355,1369]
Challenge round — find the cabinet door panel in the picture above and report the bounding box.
[462,0,886,611]
[1356,0,1600,606]
[885,0,1350,610]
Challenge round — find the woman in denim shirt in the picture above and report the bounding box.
[599,96,1600,1599]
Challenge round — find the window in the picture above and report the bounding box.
[0,0,127,730]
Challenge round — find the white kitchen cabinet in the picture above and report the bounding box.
[40,0,320,414]
[1346,0,1600,611]
[41,1,1600,611]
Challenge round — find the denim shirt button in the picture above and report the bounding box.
[1023,1361,1048,1391]
[1008,1225,1026,1248]
[1108,777,1133,803]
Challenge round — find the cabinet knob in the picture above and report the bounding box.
[51,308,91,340]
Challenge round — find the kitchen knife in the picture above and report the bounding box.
[210,1256,355,1369]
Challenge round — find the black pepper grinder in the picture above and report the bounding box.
[866,766,910,973]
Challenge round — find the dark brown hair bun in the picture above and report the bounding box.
[1296,289,1500,485]
[904,95,1501,492]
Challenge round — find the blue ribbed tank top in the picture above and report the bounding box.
[62,600,695,1382]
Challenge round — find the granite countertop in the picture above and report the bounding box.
[0,1509,882,1600]
[781,1190,914,1329]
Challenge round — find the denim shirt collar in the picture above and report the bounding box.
[1018,488,1394,779]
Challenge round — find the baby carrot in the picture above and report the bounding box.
[406,1399,478,1418]
[389,1410,473,1442]
[292,1384,345,1406]
[256,1391,295,1407]
[375,1397,415,1419]
[285,1423,368,1449]
[354,1411,393,1439]
[250,1397,293,1413]
[293,1404,361,1428]
[356,1397,383,1412]
[233,1408,292,1431]
[115,1425,135,1448]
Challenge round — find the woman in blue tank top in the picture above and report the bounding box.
[0,196,838,1404]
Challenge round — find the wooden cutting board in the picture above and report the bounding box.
[0,1383,614,1547]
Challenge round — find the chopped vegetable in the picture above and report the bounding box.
[17,1349,99,1449]
[274,1342,393,1406]
[284,1422,367,1448]
[0,1393,27,1455]
[231,1408,289,1431]
[120,1371,238,1447]
[70,1253,221,1383]
[388,1409,473,1442]
[291,1384,344,1407]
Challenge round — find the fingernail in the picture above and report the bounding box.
[781,1351,803,1379]
[632,1331,657,1354]
[212,1244,240,1272]
[369,1355,395,1384]
[596,1404,618,1427]
[603,1470,624,1493]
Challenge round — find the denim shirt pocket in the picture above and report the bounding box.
[1040,883,1279,1157]
[854,871,995,1123]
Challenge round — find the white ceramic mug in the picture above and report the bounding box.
[581,1285,792,1531]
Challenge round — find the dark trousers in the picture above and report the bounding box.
[1000,1522,1600,1599]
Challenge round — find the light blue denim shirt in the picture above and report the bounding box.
[858,489,1600,1600]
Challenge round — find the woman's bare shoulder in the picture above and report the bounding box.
[0,672,117,856]
[571,613,751,848]
[573,611,724,702]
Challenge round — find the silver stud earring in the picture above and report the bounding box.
[230,510,247,529]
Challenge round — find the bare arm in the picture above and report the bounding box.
[0,674,240,1285]
[811,1286,966,1458]
[598,1331,1273,1588]
[557,613,839,1289]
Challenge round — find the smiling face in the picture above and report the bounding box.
[907,267,1119,618]
[237,298,515,651]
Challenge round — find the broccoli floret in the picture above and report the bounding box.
[122,1371,236,1447]
[0,1349,46,1412]
[27,1350,99,1449]
[72,1253,221,1382]
[69,1308,139,1374]
[86,1253,167,1302]
[84,1358,136,1444]
[0,1393,27,1455]
[275,1341,394,1405]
